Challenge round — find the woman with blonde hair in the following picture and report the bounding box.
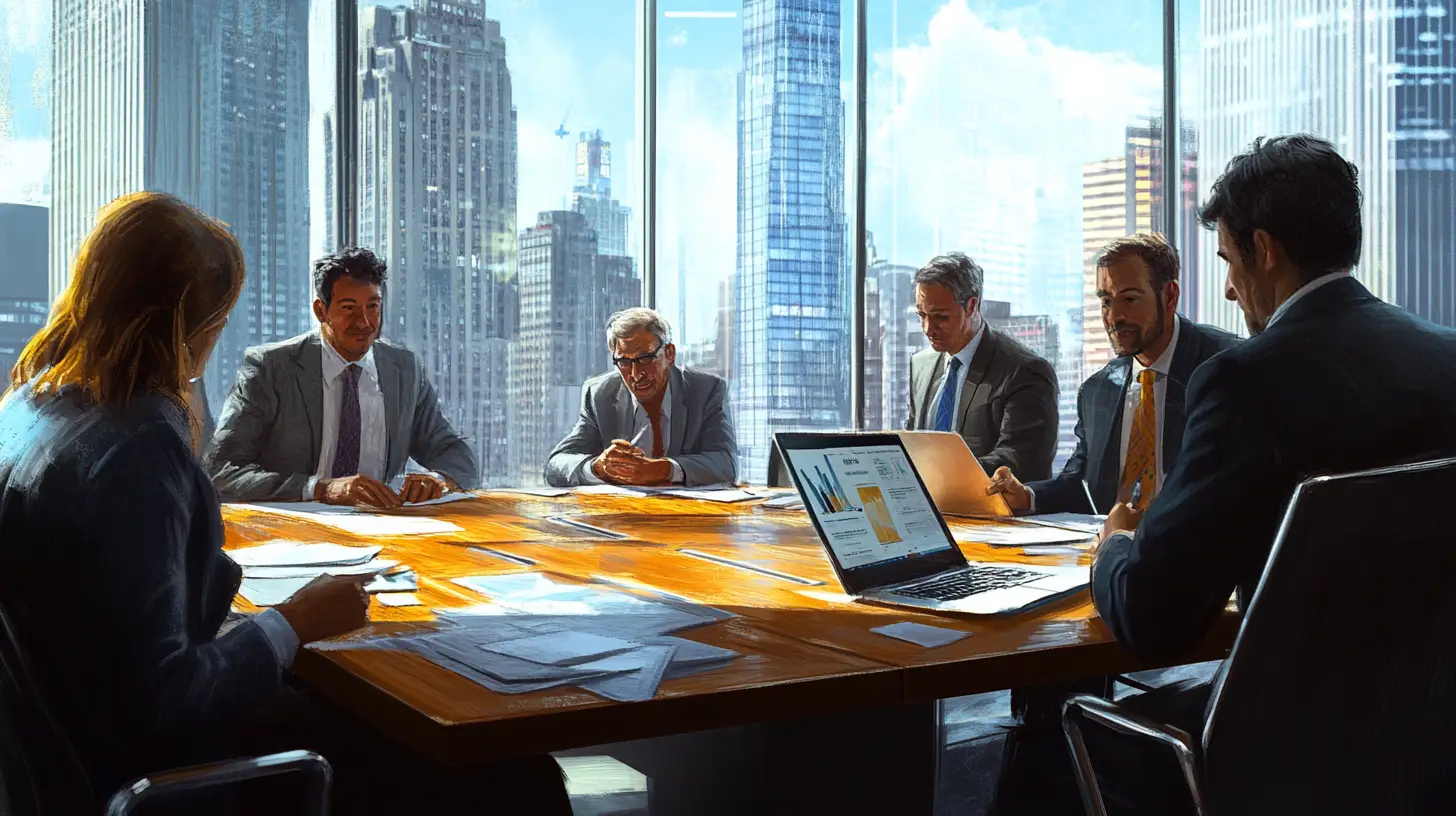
[0,192,367,813]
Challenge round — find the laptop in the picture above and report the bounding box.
[774,432,1088,615]
[893,430,1012,518]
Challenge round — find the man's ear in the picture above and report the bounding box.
[664,343,677,366]
[312,299,327,323]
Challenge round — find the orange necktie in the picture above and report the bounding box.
[1120,369,1158,507]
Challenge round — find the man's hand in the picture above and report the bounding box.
[985,466,1032,512]
[272,573,371,645]
[315,474,401,508]
[398,472,448,504]
[593,440,672,485]
[1098,501,1145,546]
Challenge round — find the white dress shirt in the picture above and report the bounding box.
[1118,314,1180,494]
[580,381,686,485]
[928,323,986,428]
[1266,271,1351,329]
[304,335,389,499]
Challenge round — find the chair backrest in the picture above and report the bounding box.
[0,596,94,814]
[1202,456,1456,814]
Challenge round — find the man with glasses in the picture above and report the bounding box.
[545,307,738,487]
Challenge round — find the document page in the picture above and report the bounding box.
[784,443,954,569]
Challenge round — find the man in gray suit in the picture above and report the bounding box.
[906,252,1059,481]
[206,247,478,506]
[545,308,737,487]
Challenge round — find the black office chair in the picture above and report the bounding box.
[1062,455,1456,815]
[0,596,331,815]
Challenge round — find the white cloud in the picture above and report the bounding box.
[0,137,49,206]
[867,0,1161,296]
[2,0,49,53]
[668,29,689,48]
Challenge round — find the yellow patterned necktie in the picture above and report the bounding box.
[1120,368,1158,508]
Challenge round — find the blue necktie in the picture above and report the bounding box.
[331,364,362,478]
[933,356,962,433]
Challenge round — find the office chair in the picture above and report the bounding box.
[1062,455,1456,815]
[0,595,331,815]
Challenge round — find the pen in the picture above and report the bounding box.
[1130,480,1142,510]
[1080,479,1097,513]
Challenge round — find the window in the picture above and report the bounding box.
[864,0,1165,475]
[356,0,640,486]
[657,0,855,485]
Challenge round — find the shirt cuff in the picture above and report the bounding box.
[668,459,685,485]
[579,458,604,485]
[304,475,320,501]
[250,608,300,670]
[1025,486,1037,514]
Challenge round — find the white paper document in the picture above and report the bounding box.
[375,592,422,607]
[230,541,383,568]
[389,492,478,509]
[950,524,1092,548]
[579,644,679,702]
[660,489,761,503]
[238,576,313,607]
[870,621,972,649]
[365,570,418,594]
[762,494,805,509]
[241,559,398,579]
[498,487,572,498]
[484,631,640,666]
[1024,513,1106,534]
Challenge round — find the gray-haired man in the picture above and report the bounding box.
[544,307,739,487]
[907,252,1060,481]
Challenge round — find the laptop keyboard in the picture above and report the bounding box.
[895,565,1043,601]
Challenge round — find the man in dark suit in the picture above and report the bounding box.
[207,248,479,507]
[906,253,1059,481]
[987,233,1240,514]
[1062,135,1456,814]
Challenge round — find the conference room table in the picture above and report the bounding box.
[224,488,1237,810]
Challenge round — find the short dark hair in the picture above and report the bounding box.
[312,246,387,305]
[914,252,983,306]
[1198,134,1362,280]
[1097,232,1180,291]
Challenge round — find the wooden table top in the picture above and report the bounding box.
[224,491,1235,763]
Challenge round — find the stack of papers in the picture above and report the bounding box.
[232,541,414,606]
[1024,512,1106,535]
[316,573,739,701]
[570,485,761,503]
[950,523,1093,548]
[234,502,465,536]
[762,494,805,510]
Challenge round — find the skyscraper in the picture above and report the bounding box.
[865,233,922,430]
[1196,0,1455,330]
[0,204,49,377]
[51,0,313,416]
[570,130,631,258]
[509,211,638,483]
[734,0,849,481]
[358,0,519,482]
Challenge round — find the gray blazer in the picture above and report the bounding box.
[545,365,738,487]
[205,332,479,501]
[906,326,1059,481]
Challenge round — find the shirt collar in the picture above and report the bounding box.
[319,332,379,383]
[628,380,672,420]
[946,322,986,370]
[1131,313,1181,379]
[1267,271,1352,329]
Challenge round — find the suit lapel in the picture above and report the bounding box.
[956,327,996,435]
[1092,357,1133,508]
[914,353,943,428]
[292,335,324,464]
[615,380,635,443]
[1162,317,1198,472]
[668,366,687,456]
[375,344,404,469]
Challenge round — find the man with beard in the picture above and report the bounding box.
[906,252,1059,480]
[986,233,1240,515]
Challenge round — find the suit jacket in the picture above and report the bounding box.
[205,332,479,501]
[0,383,281,808]
[1094,277,1456,660]
[906,326,1059,480]
[1027,315,1241,514]
[545,365,738,487]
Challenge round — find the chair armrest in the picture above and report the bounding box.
[1060,694,1206,816]
[104,750,331,816]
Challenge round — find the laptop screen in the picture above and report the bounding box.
[781,439,963,591]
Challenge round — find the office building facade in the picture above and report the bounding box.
[570,130,631,258]
[359,0,519,481]
[733,0,850,481]
[0,204,50,378]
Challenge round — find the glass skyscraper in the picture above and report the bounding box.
[733,0,849,482]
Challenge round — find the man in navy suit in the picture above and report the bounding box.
[987,232,1240,514]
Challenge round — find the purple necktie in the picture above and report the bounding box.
[331,365,362,478]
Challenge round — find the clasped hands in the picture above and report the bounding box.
[591,439,673,486]
[314,472,455,508]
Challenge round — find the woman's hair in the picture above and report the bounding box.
[11,192,245,420]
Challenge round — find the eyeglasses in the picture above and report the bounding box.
[613,344,666,370]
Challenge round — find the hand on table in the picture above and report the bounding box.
[272,573,371,645]
[1097,500,1145,546]
[398,472,450,504]
[315,474,401,508]
[592,440,673,486]
[985,466,1032,512]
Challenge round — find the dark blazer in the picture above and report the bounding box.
[206,332,479,501]
[1028,315,1241,514]
[1094,277,1456,660]
[545,365,738,487]
[906,326,1060,481]
[0,383,283,807]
